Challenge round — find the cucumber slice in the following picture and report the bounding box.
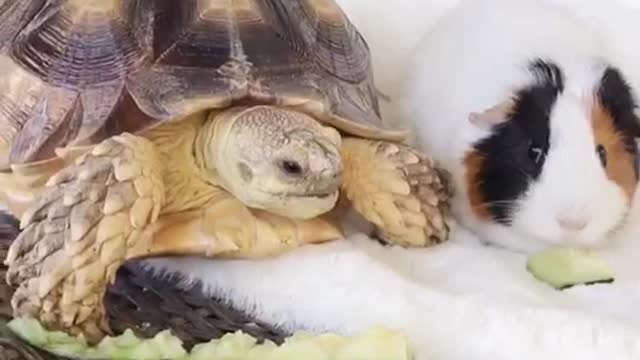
[7,318,414,360]
[526,247,615,290]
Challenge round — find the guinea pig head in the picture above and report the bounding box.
[463,59,640,252]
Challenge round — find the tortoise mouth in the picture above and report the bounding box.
[287,191,336,199]
[242,188,340,219]
[260,187,339,199]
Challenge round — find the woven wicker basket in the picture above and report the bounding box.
[0,212,288,360]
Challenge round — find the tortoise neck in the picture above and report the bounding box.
[195,106,250,190]
[138,112,219,213]
[193,112,217,173]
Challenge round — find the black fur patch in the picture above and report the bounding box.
[597,66,640,179]
[472,59,564,224]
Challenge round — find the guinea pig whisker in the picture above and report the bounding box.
[470,200,517,211]
[470,199,519,224]
[476,199,517,205]
[494,216,514,223]
[470,199,517,210]
[493,159,537,183]
[605,206,633,238]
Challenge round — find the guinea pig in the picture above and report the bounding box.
[400,0,640,253]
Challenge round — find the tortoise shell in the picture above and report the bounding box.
[0,0,407,171]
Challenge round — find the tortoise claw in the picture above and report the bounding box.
[340,138,453,247]
[5,134,164,344]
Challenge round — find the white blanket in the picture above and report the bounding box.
[144,0,640,359]
[144,220,640,360]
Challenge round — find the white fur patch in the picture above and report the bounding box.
[399,0,635,253]
[142,223,640,359]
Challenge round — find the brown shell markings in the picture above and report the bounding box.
[0,0,152,170]
[0,0,405,171]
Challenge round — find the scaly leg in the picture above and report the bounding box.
[4,132,344,344]
[4,133,164,343]
[0,145,93,218]
[340,137,452,247]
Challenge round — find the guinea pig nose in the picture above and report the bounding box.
[557,216,588,231]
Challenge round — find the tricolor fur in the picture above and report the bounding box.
[402,0,640,253]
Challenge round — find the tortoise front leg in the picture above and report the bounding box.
[5,133,164,343]
[0,145,94,219]
[339,137,453,247]
[4,131,342,344]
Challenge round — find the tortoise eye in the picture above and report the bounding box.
[280,160,303,176]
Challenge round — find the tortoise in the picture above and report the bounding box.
[0,0,452,346]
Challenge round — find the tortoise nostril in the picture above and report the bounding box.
[320,167,341,180]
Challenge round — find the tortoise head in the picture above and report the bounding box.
[198,105,343,219]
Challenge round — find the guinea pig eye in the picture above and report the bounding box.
[527,142,545,164]
[596,144,607,167]
[280,159,304,176]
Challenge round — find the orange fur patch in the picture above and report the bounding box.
[463,150,492,220]
[591,100,637,201]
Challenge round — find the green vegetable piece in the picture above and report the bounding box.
[272,334,331,360]
[146,330,187,359]
[7,317,50,347]
[93,329,187,360]
[190,332,255,360]
[7,317,414,360]
[47,342,91,358]
[335,326,413,360]
[526,247,615,289]
[245,340,280,360]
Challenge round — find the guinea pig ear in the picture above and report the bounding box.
[468,99,514,129]
[634,138,640,170]
[635,109,640,137]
